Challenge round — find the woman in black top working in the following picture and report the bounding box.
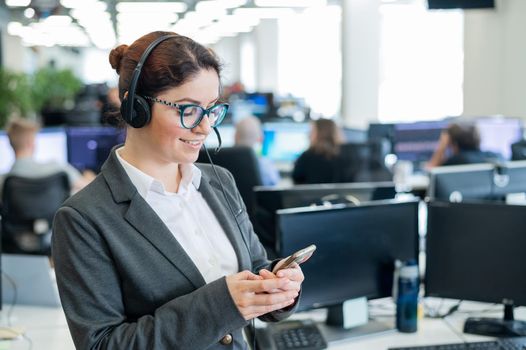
[292,119,345,184]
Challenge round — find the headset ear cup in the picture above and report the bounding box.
[121,95,151,128]
[131,95,151,128]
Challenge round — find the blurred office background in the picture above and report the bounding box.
[2,1,526,349]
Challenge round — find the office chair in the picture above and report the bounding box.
[197,146,263,219]
[339,140,393,182]
[511,140,526,161]
[1,172,70,255]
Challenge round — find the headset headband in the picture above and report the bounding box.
[125,34,179,123]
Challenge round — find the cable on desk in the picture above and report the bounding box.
[1,271,18,326]
[442,315,468,344]
[1,271,33,350]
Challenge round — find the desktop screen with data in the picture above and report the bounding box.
[392,121,449,163]
[261,123,310,162]
[0,128,68,174]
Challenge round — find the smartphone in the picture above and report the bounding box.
[273,244,316,273]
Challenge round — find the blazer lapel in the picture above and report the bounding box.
[102,148,206,289]
[124,193,206,289]
[198,173,252,271]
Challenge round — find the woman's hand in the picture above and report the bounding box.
[226,271,299,320]
[259,261,304,294]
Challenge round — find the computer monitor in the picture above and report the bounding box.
[0,127,68,175]
[228,92,273,123]
[367,123,395,153]
[476,117,522,160]
[392,120,449,164]
[427,163,495,202]
[426,200,526,336]
[277,200,419,314]
[67,126,125,173]
[254,182,397,255]
[261,122,310,162]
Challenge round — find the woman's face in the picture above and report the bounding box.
[143,68,220,165]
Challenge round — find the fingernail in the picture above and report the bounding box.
[277,271,284,277]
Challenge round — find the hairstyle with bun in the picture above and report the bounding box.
[107,31,222,125]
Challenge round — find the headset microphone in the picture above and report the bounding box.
[212,127,222,154]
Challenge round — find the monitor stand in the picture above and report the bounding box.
[319,297,395,343]
[464,300,526,337]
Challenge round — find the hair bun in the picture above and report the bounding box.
[109,44,129,74]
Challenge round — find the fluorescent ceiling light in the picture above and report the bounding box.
[60,0,106,10]
[6,0,30,7]
[233,7,295,18]
[117,2,187,13]
[24,8,35,18]
[254,0,326,6]
[43,15,73,26]
[195,0,247,11]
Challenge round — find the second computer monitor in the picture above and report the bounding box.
[276,200,419,312]
[67,126,125,173]
[426,201,526,306]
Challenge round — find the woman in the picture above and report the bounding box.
[52,31,304,350]
[292,118,345,184]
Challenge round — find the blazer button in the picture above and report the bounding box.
[219,334,233,345]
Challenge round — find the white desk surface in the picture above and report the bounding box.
[0,299,523,349]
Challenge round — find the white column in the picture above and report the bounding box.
[340,0,381,129]
[463,0,526,117]
[253,19,279,93]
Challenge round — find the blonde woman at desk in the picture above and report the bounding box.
[52,31,304,350]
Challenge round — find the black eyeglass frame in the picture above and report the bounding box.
[144,96,229,129]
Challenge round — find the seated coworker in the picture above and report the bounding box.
[427,122,502,168]
[52,31,304,350]
[235,115,280,186]
[292,118,346,184]
[0,117,94,197]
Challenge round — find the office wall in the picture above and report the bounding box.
[463,0,526,117]
[212,36,241,87]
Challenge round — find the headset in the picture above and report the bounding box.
[120,34,178,128]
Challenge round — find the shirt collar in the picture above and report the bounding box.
[115,147,202,198]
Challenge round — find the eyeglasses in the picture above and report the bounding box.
[145,96,229,129]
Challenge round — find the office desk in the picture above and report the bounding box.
[1,300,524,349]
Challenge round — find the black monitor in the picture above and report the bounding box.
[367,123,395,153]
[492,160,526,200]
[426,201,526,336]
[67,126,126,173]
[253,182,397,254]
[428,0,495,9]
[277,200,419,318]
[427,163,495,202]
[428,161,526,203]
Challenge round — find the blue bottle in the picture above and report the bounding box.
[396,260,419,333]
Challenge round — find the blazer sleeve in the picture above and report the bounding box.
[52,206,248,350]
[221,170,300,322]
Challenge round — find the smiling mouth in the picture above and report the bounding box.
[180,139,203,146]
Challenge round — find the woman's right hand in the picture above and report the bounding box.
[226,271,298,320]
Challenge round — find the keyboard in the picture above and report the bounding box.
[389,337,526,350]
[256,320,328,350]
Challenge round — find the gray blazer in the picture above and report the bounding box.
[52,149,296,350]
